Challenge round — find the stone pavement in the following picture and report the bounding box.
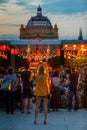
[0,106,87,130]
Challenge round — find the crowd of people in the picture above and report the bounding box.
[0,63,87,125]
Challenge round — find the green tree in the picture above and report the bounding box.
[15,55,28,69]
[48,56,60,69]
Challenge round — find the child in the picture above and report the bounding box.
[61,90,68,108]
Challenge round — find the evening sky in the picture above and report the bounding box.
[0,0,87,40]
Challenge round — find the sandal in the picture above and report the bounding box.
[34,120,37,124]
[43,121,47,124]
[21,110,24,113]
[26,111,31,114]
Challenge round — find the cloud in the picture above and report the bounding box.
[0,34,19,40]
[0,23,20,27]
[13,0,27,6]
[0,0,9,4]
[0,0,86,15]
[47,11,87,39]
[0,0,87,39]
[12,0,43,14]
[0,8,7,11]
[10,0,87,15]
[43,0,87,15]
[0,0,9,13]
[15,0,43,6]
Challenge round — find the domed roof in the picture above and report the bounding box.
[26,6,52,28]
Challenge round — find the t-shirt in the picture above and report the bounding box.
[52,77,61,87]
[69,72,78,91]
[2,74,18,92]
[21,70,31,89]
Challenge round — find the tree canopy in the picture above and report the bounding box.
[48,56,60,69]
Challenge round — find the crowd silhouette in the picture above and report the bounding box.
[0,64,87,124]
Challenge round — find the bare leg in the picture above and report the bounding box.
[34,97,41,123]
[21,98,26,112]
[43,97,48,124]
[26,98,31,113]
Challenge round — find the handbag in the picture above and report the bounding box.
[51,78,54,92]
[1,79,12,91]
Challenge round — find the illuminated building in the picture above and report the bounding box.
[20,5,58,39]
[0,6,87,70]
[0,39,87,70]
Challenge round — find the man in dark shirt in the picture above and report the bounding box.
[21,64,32,114]
[83,69,87,111]
[68,68,79,111]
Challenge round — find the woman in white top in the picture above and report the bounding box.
[50,71,61,111]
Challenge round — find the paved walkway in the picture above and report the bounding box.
[0,106,87,130]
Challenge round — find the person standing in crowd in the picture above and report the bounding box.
[21,64,32,114]
[50,71,61,111]
[82,67,87,111]
[67,68,79,111]
[61,90,68,108]
[31,76,36,103]
[34,66,49,124]
[2,67,18,114]
[84,69,87,111]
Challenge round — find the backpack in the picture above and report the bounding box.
[1,75,12,91]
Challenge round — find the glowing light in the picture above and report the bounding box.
[11,48,20,54]
[0,45,10,51]
[64,45,68,48]
[0,51,7,59]
[81,45,84,48]
[73,45,76,48]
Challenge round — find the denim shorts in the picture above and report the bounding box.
[36,96,48,98]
